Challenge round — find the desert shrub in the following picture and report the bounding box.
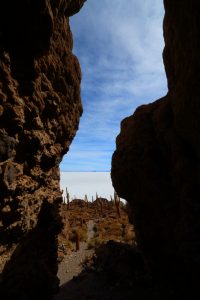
[93,224,98,233]
[123,231,134,243]
[69,227,87,243]
[78,227,88,241]
[64,240,75,251]
[87,237,104,249]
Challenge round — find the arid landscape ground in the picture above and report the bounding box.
[58,196,135,257]
[54,197,141,300]
[55,196,199,300]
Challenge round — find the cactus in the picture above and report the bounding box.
[110,195,113,205]
[66,187,70,210]
[74,229,80,251]
[99,199,103,214]
[92,196,94,203]
[114,191,121,218]
[85,194,88,208]
[80,218,83,227]
[96,192,98,200]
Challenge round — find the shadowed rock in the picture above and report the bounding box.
[112,0,200,286]
[0,0,85,298]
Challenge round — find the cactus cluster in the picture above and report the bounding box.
[62,187,122,218]
[58,189,135,260]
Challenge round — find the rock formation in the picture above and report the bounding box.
[0,0,85,298]
[112,0,200,288]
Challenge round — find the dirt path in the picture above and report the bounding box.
[54,220,95,290]
[87,220,95,240]
[53,239,141,300]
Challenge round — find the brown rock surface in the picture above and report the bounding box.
[112,0,200,284]
[0,0,85,299]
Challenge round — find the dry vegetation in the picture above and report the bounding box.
[57,195,135,260]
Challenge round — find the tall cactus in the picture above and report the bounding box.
[99,198,103,214]
[85,194,88,208]
[74,229,80,251]
[114,191,121,218]
[110,195,113,205]
[66,187,70,210]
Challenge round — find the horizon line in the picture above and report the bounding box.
[60,170,110,172]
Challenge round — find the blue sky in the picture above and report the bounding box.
[60,0,168,172]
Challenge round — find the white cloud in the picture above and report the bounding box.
[61,0,167,172]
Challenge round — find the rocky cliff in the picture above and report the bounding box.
[0,0,85,298]
[112,0,200,289]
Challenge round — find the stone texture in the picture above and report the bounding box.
[0,0,85,299]
[112,0,200,282]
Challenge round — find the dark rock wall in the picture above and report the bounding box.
[0,0,85,298]
[112,0,200,278]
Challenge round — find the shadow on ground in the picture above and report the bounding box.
[54,240,200,300]
[54,241,152,300]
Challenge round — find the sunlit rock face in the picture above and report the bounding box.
[112,0,200,280]
[0,0,85,298]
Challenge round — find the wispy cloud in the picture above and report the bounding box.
[61,0,167,172]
